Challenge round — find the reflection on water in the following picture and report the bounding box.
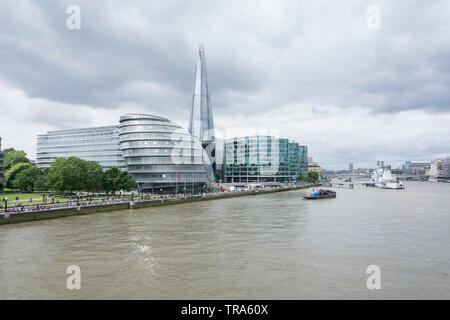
[0,181,449,299]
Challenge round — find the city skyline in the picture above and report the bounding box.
[1,1,450,169]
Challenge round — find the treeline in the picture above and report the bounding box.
[298,171,320,182]
[3,149,136,194]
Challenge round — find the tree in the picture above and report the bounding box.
[298,173,307,182]
[118,171,137,192]
[5,149,30,171]
[102,167,121,194]
[102,167,137,193]
[307,171,319,182]
[5,162,32,188]
[83,161,104,193]
[34,173,47,192]
[46,157,85,193]
[13,166,41,192]
[214,171,223,182]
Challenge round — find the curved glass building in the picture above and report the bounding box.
[119,114,214,193]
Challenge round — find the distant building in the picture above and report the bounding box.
[349,163,353,173]
[223,136,307,183]
[0,138,5,191]
[402,161,430,175]
[308,157,323,178]
[428,157,450,182]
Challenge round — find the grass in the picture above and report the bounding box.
[0,192,48,201]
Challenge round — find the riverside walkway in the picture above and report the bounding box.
[0,183,319,225]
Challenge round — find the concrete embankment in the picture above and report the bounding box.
[0,184,318,225]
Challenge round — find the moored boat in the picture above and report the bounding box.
[371,161,404,189]
[303,189,336,200]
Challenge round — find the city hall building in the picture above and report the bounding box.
[223,136,308,183]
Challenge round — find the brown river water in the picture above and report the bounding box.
[0,181,449,299]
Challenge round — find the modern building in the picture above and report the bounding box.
[189,45,216,169]
[0,138,5,191]
[308,158,323,178]
[36,126,126,170]
[402,161,430,175]
[36,114,215,193]
[349,163,353,173]
[223,136,307,183]
[428,157,450,182]
[119,114,214,193]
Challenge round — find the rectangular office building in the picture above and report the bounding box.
[36,126,126,170]
[223,136,308,183]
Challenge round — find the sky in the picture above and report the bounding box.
[0,0,449,170]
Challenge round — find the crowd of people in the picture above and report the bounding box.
[1,183,311,215]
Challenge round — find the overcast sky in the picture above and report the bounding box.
[1,0,449,169]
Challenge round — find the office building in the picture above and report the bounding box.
[349,163,353,173]
[428,157,450,182]
[36,126,126,170]
[402,161,430,175]
[308,157,323,178]
[223,136,308,183]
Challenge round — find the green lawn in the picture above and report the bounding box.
[0,191,143,205]
[0,192,48,201]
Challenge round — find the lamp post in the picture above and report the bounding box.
[4,197,7,212]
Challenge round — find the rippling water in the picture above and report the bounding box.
[0,181,449,299]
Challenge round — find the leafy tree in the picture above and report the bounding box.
[34,173,47,192]
[13,166,41,192]
[307,171,319,182]
[118,171,137,191]
[83,161,104,192]
[5,162,32,188]
[5,149,30,171]
[214,171,223,182]
[102,167,137,193]
[298,173,307,182]
[46,157,85,193]
[103,167,121,194]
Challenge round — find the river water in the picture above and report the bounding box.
[0,181,449,299]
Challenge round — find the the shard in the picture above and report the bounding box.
[189,45,215,168]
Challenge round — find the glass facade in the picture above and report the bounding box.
[119,114,215,193]
[223,136,308,183]
[189,45,216,170]
[36,126,126,170]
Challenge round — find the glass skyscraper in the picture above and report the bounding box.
[36,126,126,170]
[223,136,308,183]
[189,45,216,169]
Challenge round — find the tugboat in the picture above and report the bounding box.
[303,189,336,200]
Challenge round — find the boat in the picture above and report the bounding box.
[371,161,404,189]
[303,189,336,200]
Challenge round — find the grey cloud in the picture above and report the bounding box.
[1,0,450,167]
